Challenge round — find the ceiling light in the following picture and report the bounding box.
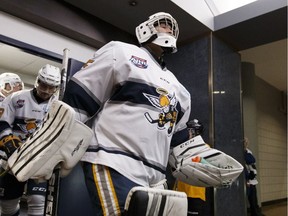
[129,1,138,6]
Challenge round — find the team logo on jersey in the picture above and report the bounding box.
[17,118,41,139]
[143,88,178,135]
[129,55,148,69]
[16,99,25,109]
[82,59,94,69]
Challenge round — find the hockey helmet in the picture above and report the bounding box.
[187,119,204,137]
[35,64,61,100]
[0,72,24,95]
[135,12,179,53]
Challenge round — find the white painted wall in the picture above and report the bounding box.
[171,0,287,31]
[214,0,287,30]
[0,11,96,62]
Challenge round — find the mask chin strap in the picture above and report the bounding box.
[141,34,176,55]
[140,34,158,47]
[161,47,175,54]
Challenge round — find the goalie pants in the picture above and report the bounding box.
[0,172,47,215]
[187,197,205,216]
[83,162,139,216]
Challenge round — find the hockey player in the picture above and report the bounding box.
[244,137,264,216]
[0,64,61,216]
[63,12,191,215]
[0,73,24,102]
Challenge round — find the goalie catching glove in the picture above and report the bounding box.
[169,135,243,188]
[0,135,22,157]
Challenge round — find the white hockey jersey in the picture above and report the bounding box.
[0,89,56,141]
[63,41,191,186]
[0,91,5,103]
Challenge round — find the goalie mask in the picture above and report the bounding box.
[135,12,179,53]
[0,72,24,95]
[35,64,61,100]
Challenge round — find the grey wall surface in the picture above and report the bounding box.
[166,34,246,216]
[166,35,210,141]
[212,36,246,216]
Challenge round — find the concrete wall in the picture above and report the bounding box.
[256,78,287,202]
[242,62,287,204]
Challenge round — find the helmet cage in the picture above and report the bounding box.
[136,12,179,53]
[0,73,24,94]
[35,64,61,87]
[34,64,61,99]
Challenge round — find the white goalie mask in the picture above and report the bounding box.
[35,64,61,100]
[135,12,179,53]
[0,72,24,95]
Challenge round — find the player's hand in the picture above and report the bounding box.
[0,135,22,157]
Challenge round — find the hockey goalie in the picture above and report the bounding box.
[7,100,93,182]
[169,135,244,188]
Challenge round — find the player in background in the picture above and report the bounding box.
[0,73,24,102]
[0,64,61,216]
[0,72,24,178]
[244,137,265,216]
[63,12,191,215]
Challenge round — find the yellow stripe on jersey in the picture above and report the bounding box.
[92,164,108,216]
[104,166,121,215]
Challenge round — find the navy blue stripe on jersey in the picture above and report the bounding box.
[111,81,185,126]
[87,146,166,175]
[110,81,158,106]
[63,79,100,117]
[110,81,184,115]
[170,128,189,148]
[175,107,184,124]
[0,121,11,137]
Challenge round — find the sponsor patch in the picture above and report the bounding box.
[16,99,25,109]
[129,55,148,69]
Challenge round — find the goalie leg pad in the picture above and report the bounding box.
[8,100,93,182]
[124,186,187,216]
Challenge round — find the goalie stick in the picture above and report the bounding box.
[44,48,69,216]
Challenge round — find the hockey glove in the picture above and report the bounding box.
[0,135,22,157]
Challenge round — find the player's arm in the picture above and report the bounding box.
[63,43,117,123]
[0,94,21,157]
[170,96,191,147]
[244,150,256,165]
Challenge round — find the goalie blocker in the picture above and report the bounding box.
[7,100,93,182]
[169,136,243,188]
